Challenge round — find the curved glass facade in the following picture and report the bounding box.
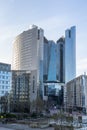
[65,26,76,83]
[48,41,56,81]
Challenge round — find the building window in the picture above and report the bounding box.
[38,30,40,39]
[0,71,2,73]
[2,76,5,79]
[6,86,8,89]
[3,71,5,74]
[69,30,71,38]
[5,91,8,94]
[2,86,4,89]
[33,76,35,93]
[2,91,4,94]
[2,81,4,84]
[44,85,48,96]
[6,76,8,79]
[6,81,8,84]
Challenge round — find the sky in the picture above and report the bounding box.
[0,0,87,76]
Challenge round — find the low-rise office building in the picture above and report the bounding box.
[0,62,11,97]
[11,70,30,112]
[0,62,11,112]
[11,70,40,113]
[66,75,87,113]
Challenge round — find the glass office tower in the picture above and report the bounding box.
[48,41,56,81]
[56,37,65,83]
[64,26,76,107]
[43,37,50,82]
[65,26,76,83]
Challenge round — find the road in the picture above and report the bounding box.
[0,126,54,130]
[0,123,54,130]
[0,127,14,130]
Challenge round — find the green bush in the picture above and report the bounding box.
[6,113,17,118]
[31,112,37,118]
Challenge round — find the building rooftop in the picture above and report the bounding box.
[44,36,48,43]
[56,36,65,43]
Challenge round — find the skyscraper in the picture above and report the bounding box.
[12,25,44,72]
[12,25,76,107]
[65,26,76,83]
[43,37,49,82]
[12,25,44,102]
[63,26,76,107]
[56,37,65,83]
[56,26,76,83]
[48,41,57,81]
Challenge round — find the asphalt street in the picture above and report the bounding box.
[0,124,54,130]
[0,127,14,130]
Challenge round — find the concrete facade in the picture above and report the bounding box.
[12,25,44,102]
[66,75,87,113]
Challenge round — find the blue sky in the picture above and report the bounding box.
[0,0,87,76]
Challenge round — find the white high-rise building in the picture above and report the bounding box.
[12,25,44,102]
[12,25,44,72]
